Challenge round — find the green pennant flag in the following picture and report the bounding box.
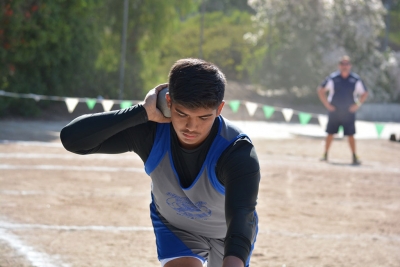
[375,124,384,138]
[229,100,240,113]
[86,99,97,110]
[120,101,132,109]
[298,112,312,125]
[262,105,275,119]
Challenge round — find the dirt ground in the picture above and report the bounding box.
[0,119,399,267]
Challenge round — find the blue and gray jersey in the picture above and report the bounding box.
[145,116,250,238]
[321,71,367,109]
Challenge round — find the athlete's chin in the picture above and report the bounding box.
[179,134,203,148]
[181,136,199,144]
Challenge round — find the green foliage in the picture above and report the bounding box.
[1,0,398,117]
[0,0,101,116]
[388,0,400,49]
[159,11,257,82]
[94,0,196,100]
[249,0,399,102]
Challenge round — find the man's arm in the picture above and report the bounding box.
[60,84,170,156]
[349,80,369,113]
[217,138,260,267]
[223,256,245,267]
[348,91,368,113]
[317,86,336,112]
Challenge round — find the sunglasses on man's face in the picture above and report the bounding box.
[340,62,350,66]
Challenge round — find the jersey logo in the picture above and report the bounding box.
[166,192,212,220]
[349,78,356,83]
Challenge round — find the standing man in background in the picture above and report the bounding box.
[318,55,369,165]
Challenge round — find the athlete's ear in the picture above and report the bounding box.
[216,101,225,116]
[166,93,171,109]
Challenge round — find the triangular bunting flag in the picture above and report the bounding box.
[86,99,97,110]
[262,106,275,119]
[298,112,312,125]
[120,101,133,109]
[375,124,384,138]
[229,100,240,113]
[245,102,258,117]
[29,93,40,102]
[102,100,114,112]
[65,98,79,113]
[282,108,293,122]
[318,115,328,130]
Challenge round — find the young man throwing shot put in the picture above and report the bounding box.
[60,58,260,267]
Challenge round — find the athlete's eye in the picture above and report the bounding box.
[178,112,186,117]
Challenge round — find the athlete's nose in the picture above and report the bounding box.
[185,117,196,131]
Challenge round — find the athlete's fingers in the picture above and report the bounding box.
[154,83,168,93]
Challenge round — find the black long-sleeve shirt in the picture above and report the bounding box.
[60,104,260,264]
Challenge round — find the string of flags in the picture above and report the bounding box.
[0,90,389,138]
[0,90,140,113]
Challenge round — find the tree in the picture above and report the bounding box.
[248,0,400,102]
[0,0,101,115]
[159,10,257,82]
[94,0,196,100]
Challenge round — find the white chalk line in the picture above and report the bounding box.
[1,220,399,267]
[0,152,139,160]
[0,190,148,197]
[1,221,399,243]
[0,164,145,173]
[2,152,398,174]
[0,228,70,267]
[0,221,153,232]
[259,158,400,174]
[0,140,63,147]
[2,152,399,174]
[262,228,400,243]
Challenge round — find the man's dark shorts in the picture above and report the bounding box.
[326,110,356,136]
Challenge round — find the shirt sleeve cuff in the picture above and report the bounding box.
[224,235,251,266]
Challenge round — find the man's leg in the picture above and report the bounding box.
[343,112,359,165]
[150,202,208,267]
[325,134,334,154]
[348,135,356,154]
[321,134,334,161]
[348,135,361,165]
[164,257,203,267]
[322,112,339,161]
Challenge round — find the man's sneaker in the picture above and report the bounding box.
[320,153,328,162]
[352,154,361,165]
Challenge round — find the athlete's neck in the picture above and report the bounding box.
[340,72,350,79]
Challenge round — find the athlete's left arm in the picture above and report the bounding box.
[216,137,260,266]
[350,80,369,112]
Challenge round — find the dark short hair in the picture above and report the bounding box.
[168,58,226,109]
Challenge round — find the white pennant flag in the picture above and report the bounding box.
[282,108,293,122]
[102,100,114,112]
[65,98,79,113]
[318,115,328,130]
[245,102,258,117]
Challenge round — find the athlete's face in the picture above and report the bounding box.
[166,94,224,150]
[339,60,351,77]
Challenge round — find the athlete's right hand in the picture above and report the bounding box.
[142,84,171,123]
[326,104,336,112]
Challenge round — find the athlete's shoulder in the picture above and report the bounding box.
[349,72,361,80]
[219,116,247,141]
[329,71,341,79]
